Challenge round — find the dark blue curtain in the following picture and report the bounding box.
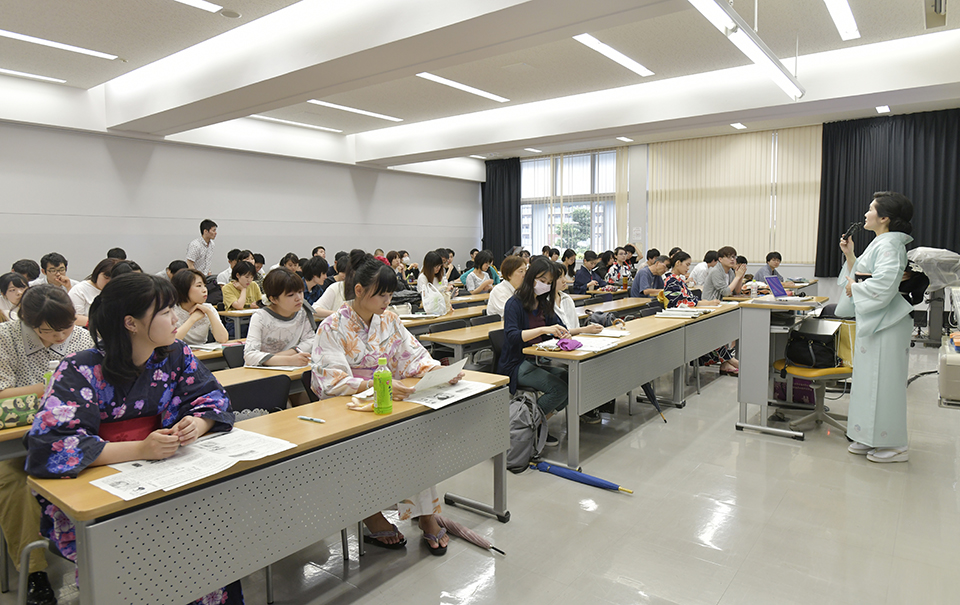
[481,158,521,264]
[816,108,960,276]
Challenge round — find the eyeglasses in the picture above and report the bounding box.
[45,267,67,275]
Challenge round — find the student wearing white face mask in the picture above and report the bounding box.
[498,258,572,446]
[398,250,419,281]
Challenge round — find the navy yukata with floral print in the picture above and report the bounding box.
[25,343,241,604]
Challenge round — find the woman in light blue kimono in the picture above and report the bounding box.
[837,191,914,463]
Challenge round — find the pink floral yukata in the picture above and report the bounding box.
[312,304,442,519]
[24,343,242,604]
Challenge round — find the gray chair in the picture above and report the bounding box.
[426,319,468,360]
[222,344,245,368]
[471,314,500,326]
[640,307,658,317]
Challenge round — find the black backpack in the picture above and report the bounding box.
[205,276,224,308]
[782,320,840,374]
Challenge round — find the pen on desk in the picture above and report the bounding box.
[297,416,326,424]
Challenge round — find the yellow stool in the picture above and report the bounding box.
[773,359,851,434]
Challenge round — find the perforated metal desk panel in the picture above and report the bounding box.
[56,387,508,604]
[683,305,741,362]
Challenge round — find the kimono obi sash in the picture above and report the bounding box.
[99,415,161,443]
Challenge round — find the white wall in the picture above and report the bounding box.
[0,121,482,277]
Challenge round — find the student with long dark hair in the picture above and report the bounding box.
[499,257,571,445]
[24,274,239,603]
[417,250,454,315]
[838,191,915,463]
[312,250,461,555]
[172,268,230,345]
[561,249,577,279]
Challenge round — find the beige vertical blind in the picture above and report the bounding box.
[649,125,821,264]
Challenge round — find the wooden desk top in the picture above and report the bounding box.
[737,296,828,312]
[190,340,244,361]
[451,293,490,304]
[420,322,503,345]
[523,314,688,361]
[586,288,630,296]
[582,297,651,315]
[28,371,508,521]
[213,366,307,387]
[0,425,29,444]
[402,305,485,328]
[568,294,590,302]
[218,309,258,317]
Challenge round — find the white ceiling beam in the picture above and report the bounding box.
[102,0,683,136]
[351,28,960,165]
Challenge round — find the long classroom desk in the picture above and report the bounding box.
[27,371,510,605]
[191,340,245,371]
[582,297,651,318]
[402,306,486,336]
[219,308,258,339]
[525,304,741,468]
[736,297,828,440]
[450,293,490,307]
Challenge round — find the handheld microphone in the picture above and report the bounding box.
[841,221,861,242]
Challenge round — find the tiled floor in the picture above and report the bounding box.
[6,345,957,605]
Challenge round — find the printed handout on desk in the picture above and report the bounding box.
[595,328,630,337]
[94,428,296,500]
[399,313,440,320]
[242,364,310,372]
[414,358,468,391]
[406,380,494,409]
[568,337,621,352]
[190,343,224,352]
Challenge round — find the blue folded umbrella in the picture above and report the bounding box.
[530,461,633,493]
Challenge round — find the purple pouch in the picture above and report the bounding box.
[556,338,582,351]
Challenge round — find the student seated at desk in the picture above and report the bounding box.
[68,257,119,327]
[605,247,632,285]
[0,285,94,605]
[417,251,455,315]
[499,257,573,446]
[687,250,718,290]
[30,252,78,293]
[571,250,603,295]
[172,268,229,346]
[487,255,526,318]
[753,251,795,287]
[662,251,738,374]
[561,249,577,280]
[11,259,41,284]
[631,255,668,297]
[315,255,349,319]
[24,274,241,604]
[0,271,28,321]
[554,264,602,338]
[301,256,328,305]
[702,246,746,302]
[312,251,461,555]
[163,259,188,280]
[215,248,242,285]
[221,261,263,310]
[465,250,495,294]
[244,268,315,367]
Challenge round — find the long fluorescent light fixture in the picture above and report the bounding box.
[469,155,486,159]
[0,67,65,83]
[524,148,542,153]
[573,34,654,77]
[250,115,342,133]
[416,72,509,103]
[307,100,402,122]
[173,0,223,12]
[616,136,634,142]
[822,0,860,41]
[0,28,117,60]
[687,0,804,99]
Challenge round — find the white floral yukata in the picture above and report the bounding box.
[312,303,441,520]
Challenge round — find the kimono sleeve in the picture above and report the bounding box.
[663,276,695,308]
[391,320,440,379]
[311,317,364,397]
[166,344,234,433]
[24,358,107,478]
[849,242,908,326]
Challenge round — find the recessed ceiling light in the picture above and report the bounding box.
[0,67,65,83]
[524,148,542,153]
[731,123,747,130]
[876,105,891,114]
[249,115,342,133]
[469,155,486,159]
[616,136,634,143]
[0,28,117,60]
[416,72,509,103]
[307,100,402,122]
[172,0,223,12]
[573,34,654,77]
[219,9,241,19]
[822,0,860,41]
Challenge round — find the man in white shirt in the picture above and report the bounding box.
[216,249,253,285]
[185,219,218,276]
[29,252,78,292]
[688,250,718,290]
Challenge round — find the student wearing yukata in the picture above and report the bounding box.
[604,247,632,286]
[312,250,462,556]
[837,191,915,463]
[24,273,240,604]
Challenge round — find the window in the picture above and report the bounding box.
[521,150,617,255]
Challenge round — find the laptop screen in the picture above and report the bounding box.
[764,276,787,297]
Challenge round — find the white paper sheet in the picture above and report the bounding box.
[192,428,295,461]
[594,328,630,337]
[189,343,224,352]
[399,313,440,320]
[570,336,622,352]
[242,365,310,372]
[414,358,468,391]
[405,380,494,409]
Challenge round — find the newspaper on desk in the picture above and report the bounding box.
[91,428,295,500]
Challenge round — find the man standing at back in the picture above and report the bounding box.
[186,219,218,276]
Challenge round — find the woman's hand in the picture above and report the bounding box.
[428,365,465,385]
[839,235,855,258]
[139,429,180,460]
[587,280,598,289]
[542,325,570,339]
[172,416,215,446]
[391,380,416,400]
[845,275,854,297]
[581,323,603,334]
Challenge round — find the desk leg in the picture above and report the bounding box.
[444,452,510,523]
[567,360,580,469]
[453,343,464,362]
[75,521,93,605]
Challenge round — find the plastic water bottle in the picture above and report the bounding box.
[750,282,758,298]
[373,357,393,415]
[43,360,59,386]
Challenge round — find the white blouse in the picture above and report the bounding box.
[485,281,515,318]
[314,281,346,313]
[68,280,101,316]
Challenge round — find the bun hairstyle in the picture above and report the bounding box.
[670,250,691,268]
[89,273,178,385]
[872,191,914,235]
[516,257,557,318]
[344,249,398,302]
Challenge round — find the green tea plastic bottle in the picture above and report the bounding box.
[373,357,393,415]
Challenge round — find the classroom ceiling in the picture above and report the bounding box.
[1,0,958,166]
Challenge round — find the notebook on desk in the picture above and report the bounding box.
[764,277,812,303]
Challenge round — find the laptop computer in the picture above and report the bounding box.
[764,276,813,302]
